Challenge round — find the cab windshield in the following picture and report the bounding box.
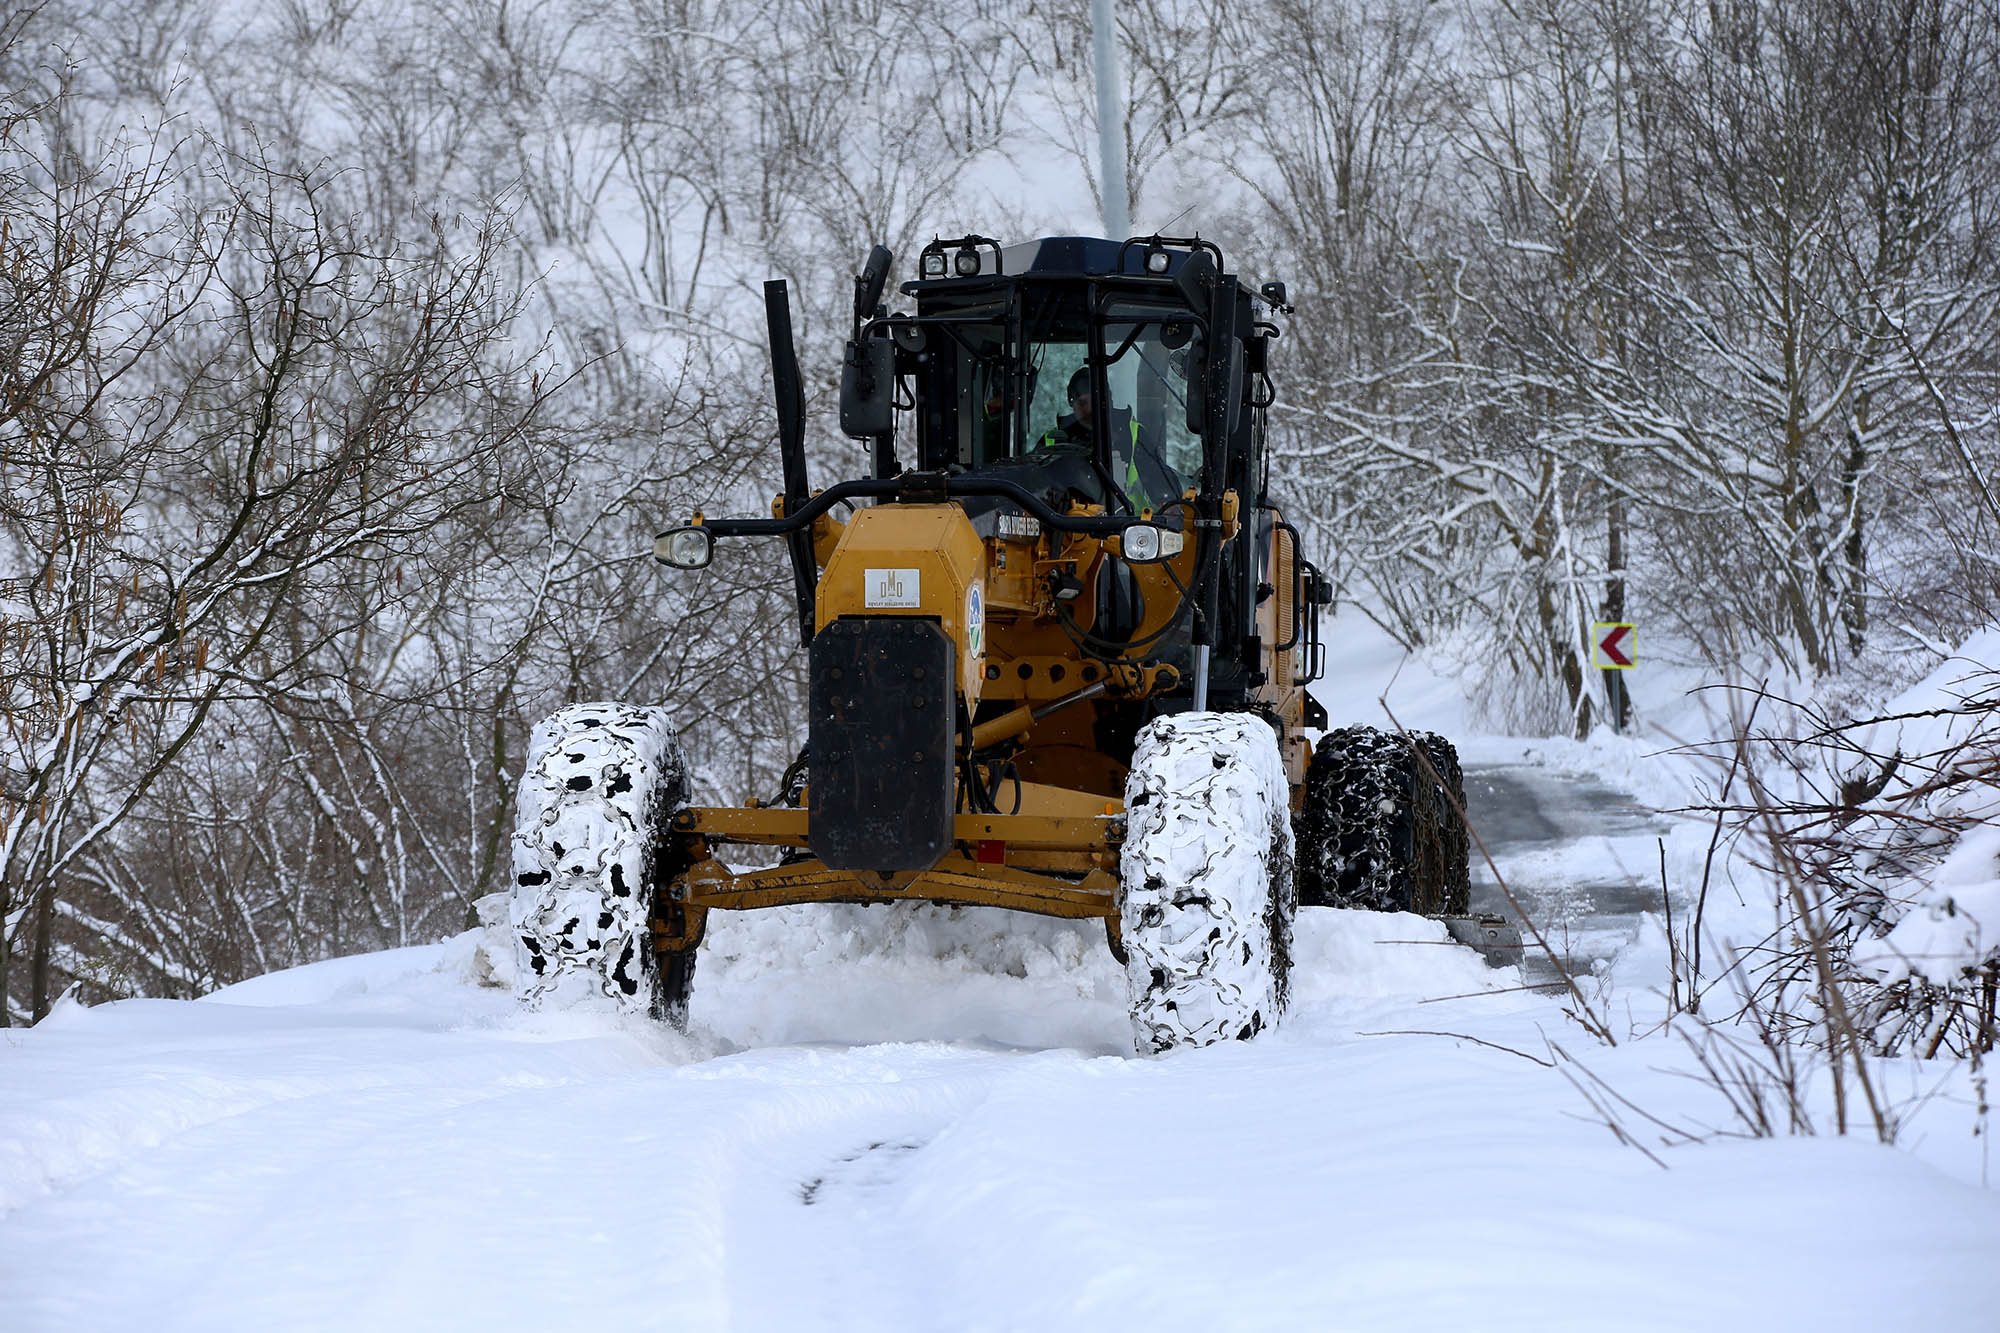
[941,287,1203,500]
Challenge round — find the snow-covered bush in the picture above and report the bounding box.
[1686,639,2000,1068]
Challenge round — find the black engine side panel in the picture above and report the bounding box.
[809,616,956,872]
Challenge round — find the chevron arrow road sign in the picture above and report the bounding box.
[1592,622,1635,669]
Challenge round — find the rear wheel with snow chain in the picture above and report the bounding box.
[1295,725,1467,915]
[1117,712,1296,1055]
[1413,731,1470,915]
[511,702,696,1026]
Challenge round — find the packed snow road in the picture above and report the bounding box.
[4,761,1999,1332]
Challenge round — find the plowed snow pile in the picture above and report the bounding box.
[3,901,1996,1332]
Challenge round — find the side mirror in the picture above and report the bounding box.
[1177,332,1244,437]
[654,525,715,570]
[839,334,895,438]
[853,245,892,328]
[1171,251,1247,444]
[1182,333,1207,435]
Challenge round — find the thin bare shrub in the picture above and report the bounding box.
[1633,667,2000,1148]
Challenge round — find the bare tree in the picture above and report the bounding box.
[1604,0,2000,674]
[0,66,559,1017]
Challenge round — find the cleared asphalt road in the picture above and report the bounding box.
[1460,763,1671,980]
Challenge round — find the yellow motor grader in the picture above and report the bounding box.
[510,236,1476,1053]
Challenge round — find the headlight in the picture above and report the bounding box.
[1121,524,1161,562]
[954,248,982,276]
[1119,524,1184,563]
[654,526,715,570]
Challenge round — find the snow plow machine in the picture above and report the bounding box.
[511,235,1488,1054]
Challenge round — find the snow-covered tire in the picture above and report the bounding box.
[1296,725,1467,914]
[1118,712,1295,1054]
[511,702,694,1024]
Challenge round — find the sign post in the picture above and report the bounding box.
[1591,622,1635,732]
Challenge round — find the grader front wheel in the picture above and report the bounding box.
[510,702,697,1027]
[1117,712,1296,1054]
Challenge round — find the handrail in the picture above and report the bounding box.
[690,472,1140,540]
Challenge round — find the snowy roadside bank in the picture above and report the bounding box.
[3,900,1997,1331]
[6,618,1999,1330]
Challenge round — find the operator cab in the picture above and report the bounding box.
[848,236,1267,524]
[902,238,1210,519]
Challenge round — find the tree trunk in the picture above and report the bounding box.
[1537,576,1593,740]
[1842,424,1868,658]
[0,877,12,1027]
[30,880,54,1022]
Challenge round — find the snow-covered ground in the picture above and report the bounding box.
[4,617,1998,1331]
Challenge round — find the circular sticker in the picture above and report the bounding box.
[966,581,985,661]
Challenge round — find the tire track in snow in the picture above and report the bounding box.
[702,1045,1005,1331]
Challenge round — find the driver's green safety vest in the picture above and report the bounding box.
[1038,419,1149,513]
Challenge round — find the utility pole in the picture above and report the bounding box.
[1090,0,1128,241]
